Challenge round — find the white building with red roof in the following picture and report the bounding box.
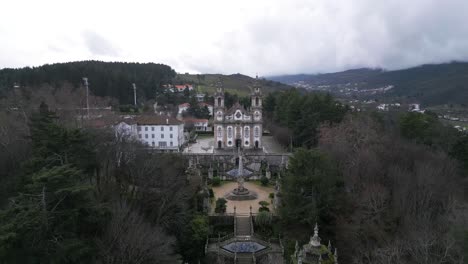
[164,84,194,93]
[112,115,185,152]
[178,102,213,116]
[178,103,191,115]
[198,102,213,116]
[183,118,210,132]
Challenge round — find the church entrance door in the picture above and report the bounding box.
[218,141,222,149]
[236,139,241,148]
[255,141,259,148]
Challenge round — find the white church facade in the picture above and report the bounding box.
[213,80,263,150]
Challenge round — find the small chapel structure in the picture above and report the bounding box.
[213,77,263,150]
[292,223,338,264]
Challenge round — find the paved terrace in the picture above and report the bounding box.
[212,181,275,214]
[183,135,287,154]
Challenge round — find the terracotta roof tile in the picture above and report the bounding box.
[136,115,183,125]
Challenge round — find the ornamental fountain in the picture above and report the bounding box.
[224,149,258,201]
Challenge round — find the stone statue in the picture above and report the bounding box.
[238,176,245,191]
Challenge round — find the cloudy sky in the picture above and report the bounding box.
[1,0,468,75]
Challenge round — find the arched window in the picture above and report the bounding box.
[217,97,221,106]
[244,127,250,138]
[228,127,233,138]
[217,127,222,137]
[254,126,260,137]
[255,97,259,106]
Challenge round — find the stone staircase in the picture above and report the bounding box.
[234,217,254,264]
[236,256,253,264]
[235,216,251,236]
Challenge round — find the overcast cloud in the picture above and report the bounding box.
[1,0,468,75]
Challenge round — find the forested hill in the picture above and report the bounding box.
[269,62,468,106]
[0,61,176,104]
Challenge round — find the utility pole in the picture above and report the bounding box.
[83,77,89,119]
[132,83,137,106]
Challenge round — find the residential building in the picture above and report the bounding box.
[409,103,425,113]
[183,118,211,131]
[114,118,138,140]
[195,93,205,102]
[178,102,213,116]
[198,102,213,116]
[163,84,194,93]
[135,115,185,152]
[178,103,191,115]
[112,115,185,152]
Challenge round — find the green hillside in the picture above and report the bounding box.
[371,62,468,105]
[175,73,292,96]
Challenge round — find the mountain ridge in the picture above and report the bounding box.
[267,62,468,105]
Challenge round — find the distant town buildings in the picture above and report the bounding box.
[409,103,425,113]
[163,84,194,93]
[377,104,389,111]
[376,103,401,112]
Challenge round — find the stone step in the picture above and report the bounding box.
[236,257,253,264]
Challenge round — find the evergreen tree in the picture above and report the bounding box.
[0,104,109,263]
[0,165,109,263]
[26,102,97,174]
[280,148,342,226]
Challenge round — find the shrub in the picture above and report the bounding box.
[208,188,214,198]
[258,200,270,212]
[215,198,227,214]
[260,176,269,186]
[212,177,221,186]
[269,193,274,200]
[255,211,272,227]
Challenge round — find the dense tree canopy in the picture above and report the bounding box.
[0,104,109,263]
[0,61,176,104]
[281,148,342,226]
[0,103,206,263]
[264,89,348,148]
[317,114,466,264]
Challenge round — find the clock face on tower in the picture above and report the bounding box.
[217,111,223,121]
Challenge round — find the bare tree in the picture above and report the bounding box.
[97,202,179,264]
[318,114,466,264]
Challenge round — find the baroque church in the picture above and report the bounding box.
[213,79,263,150]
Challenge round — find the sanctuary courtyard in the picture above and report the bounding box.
[184,135,286,154]
[211,181,275,214]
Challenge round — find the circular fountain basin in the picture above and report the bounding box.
[224,188,258,201]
